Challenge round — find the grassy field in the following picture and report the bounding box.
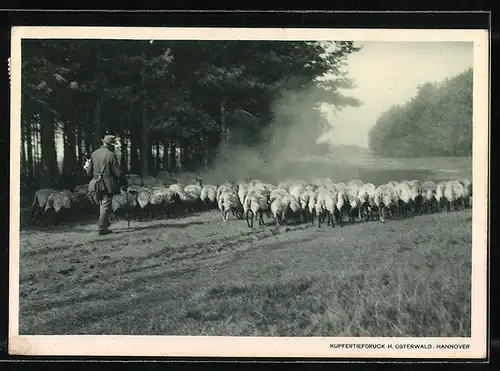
[17,155,473,337]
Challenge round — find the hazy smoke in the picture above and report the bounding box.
[198,86,333,186]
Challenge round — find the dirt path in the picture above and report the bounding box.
[18,209,472,336]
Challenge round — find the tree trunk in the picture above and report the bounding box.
[62,122,78,188]
[120,133,128,173]
[140,93,150,177]
[34,120,41,182]
[93,46,103,148]
[75,123,81,165]
[162,140,169,171]
[33,120,39,173]
[39,108,59,188]
[220,99,227,145]
[155,142,161,173]
[130,125,140,174]
[84,111,92,156]
[26,119,34,179]
[148,140,154,175]
[21,124,27,178]
[169,142,177,173]
[180,141,191,172]
[62,125,70,187]
[78,120,85,163]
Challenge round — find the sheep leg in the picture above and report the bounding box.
[259,211,264,225]
[317,211,322,228]
[274,214,280,227]
[329,212,335,227]
[245,209,252,228]
[363,205,369,222]
[379,206,386,223]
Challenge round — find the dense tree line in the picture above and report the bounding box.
[368,68,473,158]
[20,39,362,202]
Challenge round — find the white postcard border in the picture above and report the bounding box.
[8,26,489,359]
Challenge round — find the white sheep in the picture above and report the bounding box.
[443,180,467,211]
[288,183,305,200]
[237,183,250,205]
[374,184,398,222]
[434,180,448,212]
[42,190,75,225]
[459,178,472,207]
[270,194,290,227]
[357,182,376,221]
[345,188,361,223]
[305,183,317,192]
[315,188,337,228]
[408,182,422,214]
[334,188,349,226]
[287,194,303,224]
[243,190,269,228]
[395,182,413,218]
[83,158,92,175]
[111,189,138,227]
[200,184,217,209]
[217,181,238,196]
[218,190,240,222]
[184,183,203,212]
[299,189,316,222]
[307,190,319,225]
[420,180,438,214]
[347,179,364,193]
[270,187,289,202]
[134,187,153,221]
[149,186,174,218]
[216,184,234,201]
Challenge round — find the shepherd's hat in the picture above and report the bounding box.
[102,135,117,145]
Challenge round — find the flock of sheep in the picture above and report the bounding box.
[27,170,473,230]
[214,177,472,228]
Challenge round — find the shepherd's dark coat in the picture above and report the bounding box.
[87,145,124,195]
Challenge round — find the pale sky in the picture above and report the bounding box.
[318,41,474,147]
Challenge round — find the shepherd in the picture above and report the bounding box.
[85,134,126,236]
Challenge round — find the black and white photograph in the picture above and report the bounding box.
[8,27,488,359]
